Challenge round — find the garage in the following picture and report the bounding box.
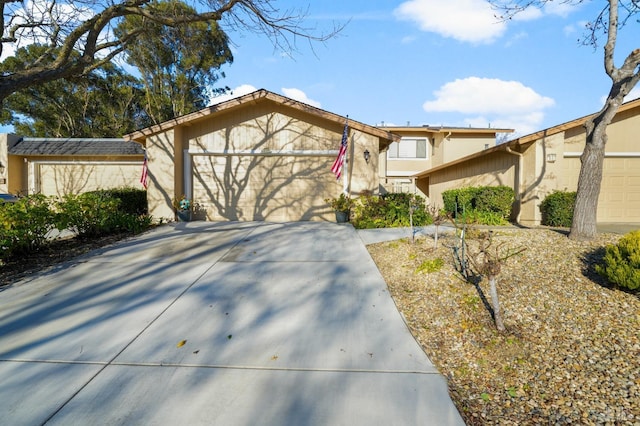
[563,155,640,223]
[125,89,397,222]
[5,137,145,196]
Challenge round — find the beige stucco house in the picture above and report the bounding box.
[379,125,513,194]
[414,98,640,226]
[0,134,144,196]
[124,89,398,222]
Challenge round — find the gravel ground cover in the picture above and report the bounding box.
[367,227,640,425]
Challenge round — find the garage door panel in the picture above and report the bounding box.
[562,157,640,223]
[192,155,338,222]
[39,164,141,196]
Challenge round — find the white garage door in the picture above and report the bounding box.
[38,162,142,196]
[563,156,640,222]
[191,154,340,222]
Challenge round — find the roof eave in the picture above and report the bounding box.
[123,89,398,145]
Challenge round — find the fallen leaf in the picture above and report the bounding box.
[177,340,187,348]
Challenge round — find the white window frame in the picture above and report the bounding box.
[387,138,428,159]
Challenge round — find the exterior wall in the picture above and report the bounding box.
[419,104,640,226]
[443,134,495,164]
[0,134,8,194]
[383,130,497,198]
[424,152,518,210]
[517,134,564,226]
[0,134,21,194]
[146,129,179,221]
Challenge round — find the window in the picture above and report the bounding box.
[388,138,427,159]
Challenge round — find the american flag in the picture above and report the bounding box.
[331,121,349,179]
[140,152,149,189]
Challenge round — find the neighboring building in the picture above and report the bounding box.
[124,89,398,222]
[378,125,513,195]
[414,98,640,226]
[0,135,144,196]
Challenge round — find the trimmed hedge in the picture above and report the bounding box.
[442,186,514,224]
[351,193,433,229]
[596,230,640,292]
[88,187,148,215]
[539,191,576,227]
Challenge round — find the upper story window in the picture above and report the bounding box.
[388,138,427,159]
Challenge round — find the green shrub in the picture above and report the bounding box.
[596,230,640,291]
[539,191,576,227]
[474,186,514,219]
[442,187,479,217]
[457,210,510,226]
[56,192,122,237]
[0,194,56,260]
[351,193,433,229]
[89,187,148,215]
[442,186,514,224]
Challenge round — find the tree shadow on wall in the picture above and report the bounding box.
[192,114,339,221]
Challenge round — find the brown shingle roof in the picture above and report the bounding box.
[9,138,144,156]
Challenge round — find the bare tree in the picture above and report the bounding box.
[0,0,340,104]
[493,0,640,240]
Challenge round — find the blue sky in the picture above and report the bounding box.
[2,1,639,138]
[215,0,640,137]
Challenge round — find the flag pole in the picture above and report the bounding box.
[343,115,349,196]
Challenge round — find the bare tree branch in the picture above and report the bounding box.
[0,1,343,103]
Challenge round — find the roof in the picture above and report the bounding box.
[9,138,144,156]
[380,125,514,135]
[123,89,400,147]
[413,97,640,179]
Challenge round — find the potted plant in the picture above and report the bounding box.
[325,193,354,223]
[172,195,191,222]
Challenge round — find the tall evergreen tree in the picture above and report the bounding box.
[0,44,149,137]
[116,0,233,123]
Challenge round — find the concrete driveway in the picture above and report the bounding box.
[0,222,464,425]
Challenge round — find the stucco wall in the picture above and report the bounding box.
[146,129,180,221]
[443,134,495,164]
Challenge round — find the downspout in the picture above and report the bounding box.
[505,146,523,223]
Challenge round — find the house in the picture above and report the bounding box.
[124,89,398,222]
[414,98,640,226]
[379,125,513,195]
[0,135,144,196]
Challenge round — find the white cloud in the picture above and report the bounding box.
[502,1,581,21]
[209,84,258,105]
[394,0,506,44]
[543,2,580,18]
[281,88,321,108]
[401,35,418,44]
[424,77,555,134]
[624,86,640,102]
[597,86,640,106]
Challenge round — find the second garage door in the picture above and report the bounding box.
[563,156,640,222]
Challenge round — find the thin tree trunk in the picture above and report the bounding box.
[488,275,505,332]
